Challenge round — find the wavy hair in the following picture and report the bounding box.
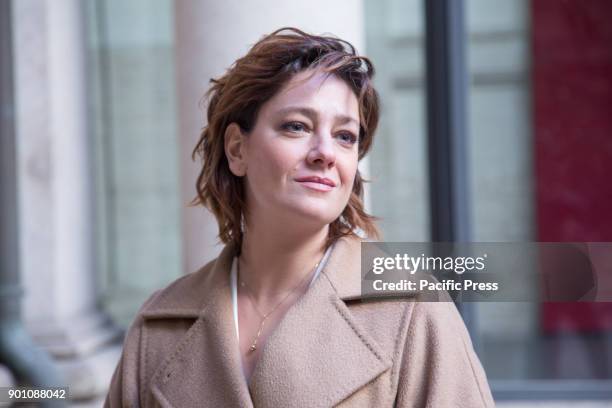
[191,27,381,250]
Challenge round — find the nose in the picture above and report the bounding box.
[306,132,336,168]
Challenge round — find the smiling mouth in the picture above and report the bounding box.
[294,176,336,187]
[296,180,335,192]
[294,176,336,192]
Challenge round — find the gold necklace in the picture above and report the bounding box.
[238,259,319,353]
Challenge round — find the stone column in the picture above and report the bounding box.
[13,0,121,399]
[174,0,369,273]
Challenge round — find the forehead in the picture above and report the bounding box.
[261,70,360,119]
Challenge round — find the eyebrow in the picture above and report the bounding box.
[275,106,359,127]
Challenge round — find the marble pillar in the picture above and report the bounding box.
[13,0,121,399]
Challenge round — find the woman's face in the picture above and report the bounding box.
[229,69,361,229]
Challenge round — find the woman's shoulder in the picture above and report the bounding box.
[329,236,479,356]
[137,242,239,318]
[135,250,232,319]
[105,250,233,407]
[325,235,461,331]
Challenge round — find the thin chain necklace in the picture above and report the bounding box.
[237,258,319,353]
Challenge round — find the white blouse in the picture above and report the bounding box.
[230,244,335,342]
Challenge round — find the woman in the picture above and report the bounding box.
[105,27,494,407]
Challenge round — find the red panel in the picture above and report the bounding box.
[532,0,612,332]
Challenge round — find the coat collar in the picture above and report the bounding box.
[144,236,394,407]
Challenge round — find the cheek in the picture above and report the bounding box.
[340,155,359,189]
[249,140,301,182]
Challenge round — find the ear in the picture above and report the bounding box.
[224,122,247,177]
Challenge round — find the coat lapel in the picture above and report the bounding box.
[147,244,254,407]
[147,237,393,407]
[248,238,393,406]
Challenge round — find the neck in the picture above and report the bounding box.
[238,218,329,301]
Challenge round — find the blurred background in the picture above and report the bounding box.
[1,0,611,406]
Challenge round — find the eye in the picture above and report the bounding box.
[337,131,358,146]
[281,121,309,133]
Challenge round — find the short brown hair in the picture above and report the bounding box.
[192,27,381,250]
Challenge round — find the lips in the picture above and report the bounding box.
[294,176,337,187]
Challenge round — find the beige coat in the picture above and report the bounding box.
[104,236,495,407]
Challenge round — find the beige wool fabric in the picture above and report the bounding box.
[104,236,495,407]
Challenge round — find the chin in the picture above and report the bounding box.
[303,211,340,227]
[286,203,341,227]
